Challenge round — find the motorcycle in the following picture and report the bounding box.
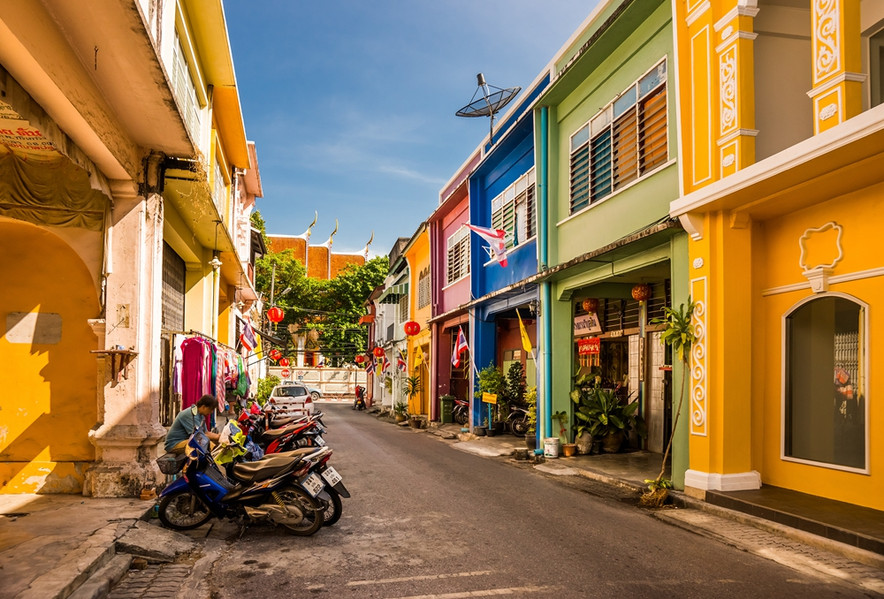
[506,404,531,437]
[157,432,331,536]
[452,398,469,426]
[353,385,366,410]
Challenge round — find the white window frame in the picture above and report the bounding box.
[418,268,431,309]
[568,58,668,214]
[490,168,536,250]
[780,292,870,475]
[446,226,470,285]
[172,29,202,143]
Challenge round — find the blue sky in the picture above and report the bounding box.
[224,1,599,257]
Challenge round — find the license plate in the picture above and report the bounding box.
[321,467,342,486]
[301,472,324,497]
[314,435,326,446]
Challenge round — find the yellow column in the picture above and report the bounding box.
[808,0,862,134]
[685,211,760,495]
[713,3,759,177]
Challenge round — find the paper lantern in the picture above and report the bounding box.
[267,306,285,323]
[403,320,421,336]
[355,354,366,364]
[279,357,290,367]
[581,298,599,314]
[373,346,385,358]
[268,349,282,361]
[631,284,652,302]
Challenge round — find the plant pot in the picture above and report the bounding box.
[486,427,497,437]
[409,417,422,429]
[601,430,625,453]
[395,414,407,423]
[474,426,487,436]
[562,443,578,457]
[525,433,537,451]
[576,431,593,455]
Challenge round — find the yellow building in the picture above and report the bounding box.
[671,0,883,510]
[0,1,256,496]
[404,223,431,416]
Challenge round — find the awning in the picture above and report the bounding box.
[378,283,408,304]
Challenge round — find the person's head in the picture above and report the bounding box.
[196,394,218,416]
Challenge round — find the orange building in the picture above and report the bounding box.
[267,218,371,280]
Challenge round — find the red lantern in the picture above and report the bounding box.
[354,354,366,364]
[581,298,599,314]
[373,346,385,358]
[280,368,291,378]
[269,349,281,361]
[631,284,652,302]
[279,357,290,367]
[267,306,285,323]
[403,320,421,336]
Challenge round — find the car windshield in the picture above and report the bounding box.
[275,386,307,397]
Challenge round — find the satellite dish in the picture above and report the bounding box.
[455,73,521,145]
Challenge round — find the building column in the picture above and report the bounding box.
[85,180,166,497]
[714,1,759,178]
[684,210,761,496]
[808,0,863,134]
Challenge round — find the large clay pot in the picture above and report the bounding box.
[601,430,625,453]
[562,443,578,457]
[576,431,593,455]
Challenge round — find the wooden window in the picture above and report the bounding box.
[446,226,470,284]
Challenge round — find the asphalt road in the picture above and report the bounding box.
[200,404,868,598]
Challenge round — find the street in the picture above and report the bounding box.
[119,404,872,598]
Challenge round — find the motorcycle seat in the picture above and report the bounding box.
[230,453,299,483]
[259,423,304,440]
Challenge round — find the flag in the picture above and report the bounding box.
[381,354,391,373]
[240,316,257,352]
[414,345,424,368]
[396,350,407,372]
[365,359,376,375]
[317,356,326,368]
[452,326,469,367]
[517,310,533,356]
[465,223,508,267]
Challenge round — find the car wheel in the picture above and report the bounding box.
[311,391,320,401]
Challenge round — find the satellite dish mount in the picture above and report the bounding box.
[455,73,521,145]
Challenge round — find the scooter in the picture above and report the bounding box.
[157,432,338,536]
[353,385,366,410]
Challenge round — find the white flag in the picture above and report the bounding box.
[465,224,508,267]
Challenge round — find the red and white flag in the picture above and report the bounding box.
[452,326,469,367]
[465,224,508,267]
[240,315,257,352]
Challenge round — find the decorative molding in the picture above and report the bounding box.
[691,26,713,187]
[720,46,738,135]
[690,278,707,436]
[799,221,843,272]
[686,0,712,27]
[722,153,736,167]
[812,0,840,85]
[807,72,868,98]
[714,5,760,32]
[721,26,733,39]
[729,211,750,229]
[693,257,704,269]
[685,469,762,491]
[819,103,838,120]
[717,128,758,145]
[679,213,704,241]
[762,266,884,296]
[716,30,757,54]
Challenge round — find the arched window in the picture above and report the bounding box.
[784,294,867,471]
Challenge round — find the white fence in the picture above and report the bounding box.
[268,366,366,398]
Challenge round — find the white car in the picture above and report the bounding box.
[267,383,315,415]
[279,380,322,402]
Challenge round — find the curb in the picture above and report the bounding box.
[66,554,133,599]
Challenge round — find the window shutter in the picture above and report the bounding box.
[612,109,638,190]
[570,142,590,212]
[590,130,612,203]
[639,87,667,173]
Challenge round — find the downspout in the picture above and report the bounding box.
[539,106,552,441]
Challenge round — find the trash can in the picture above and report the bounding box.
[440,395,454,424]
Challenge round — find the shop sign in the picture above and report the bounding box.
[482,392,498,404]
[574,312,603,337]
[578,337,600,355]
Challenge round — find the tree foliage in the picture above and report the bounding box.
[254,251,388,366]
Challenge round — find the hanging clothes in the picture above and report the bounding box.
[180,337,211,408]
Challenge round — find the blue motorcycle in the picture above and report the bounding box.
[157,432,335,536]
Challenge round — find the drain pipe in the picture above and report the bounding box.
[539,106,552,442]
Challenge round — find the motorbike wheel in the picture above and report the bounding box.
[320,487,343,526]
[158,490,212,530]
[274,485,324,536]
[510,416,530,437]
[454,408,468,426]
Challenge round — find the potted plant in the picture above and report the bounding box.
[474,364,507,433]
[393,401,408,423]
[642,299,696,508]
[571,381,645,454]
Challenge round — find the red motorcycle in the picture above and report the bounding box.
[353,385,366,410]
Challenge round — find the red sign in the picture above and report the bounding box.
[280,368,291,378]
[578,337,600,355]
